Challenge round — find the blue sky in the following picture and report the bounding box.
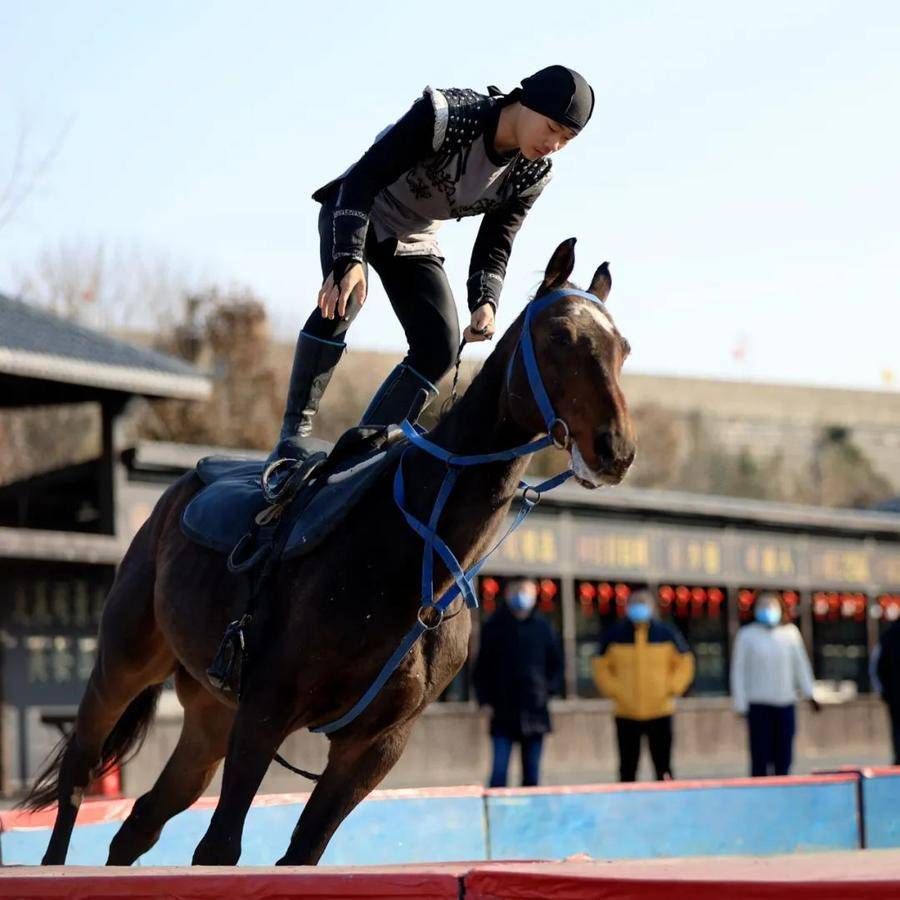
[2,0,898,389]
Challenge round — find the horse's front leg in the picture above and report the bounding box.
[276,722,413,865]
[191,690,288,866]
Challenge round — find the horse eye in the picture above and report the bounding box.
[550,327,575,347]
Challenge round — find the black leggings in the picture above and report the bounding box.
[302,197,460,384]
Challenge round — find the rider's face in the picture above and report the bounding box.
[516,107,577,161]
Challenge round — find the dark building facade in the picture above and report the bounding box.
[0,293,209,793]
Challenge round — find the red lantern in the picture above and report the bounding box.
[539,579,557,612]
[659,585,674,611]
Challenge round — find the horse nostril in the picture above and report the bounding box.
[593,430,615,462]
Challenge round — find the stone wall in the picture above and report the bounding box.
[123,695,892,797]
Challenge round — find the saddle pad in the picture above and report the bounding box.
[182,467,269,553]
[181,439,404,559]
[283,441,405,559]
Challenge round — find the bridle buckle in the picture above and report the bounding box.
[550,417,571,450]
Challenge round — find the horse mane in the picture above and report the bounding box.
[434,279,582,426]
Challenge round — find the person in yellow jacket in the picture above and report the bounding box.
[592,589,695,781]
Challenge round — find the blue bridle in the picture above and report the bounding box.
[312,288,608,734]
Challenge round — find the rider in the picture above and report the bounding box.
[268,64,595,463]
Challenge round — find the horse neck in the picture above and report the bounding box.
[407,325,540,528]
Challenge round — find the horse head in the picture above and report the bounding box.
[503,237,636,487]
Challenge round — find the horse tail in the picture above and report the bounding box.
[20,684,164,812]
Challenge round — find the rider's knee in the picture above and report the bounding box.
[409,327,459,383]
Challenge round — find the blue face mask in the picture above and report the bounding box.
[756,606,781,627]
[626,602,651,624]
[508,591,536,613]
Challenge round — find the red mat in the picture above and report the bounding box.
[0,864,467,899]
[2,851,898,900]
[465,851,900,900]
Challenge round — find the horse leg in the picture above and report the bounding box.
[105,669,235,865]
[190,692,289,866]
[276,723,413,865]
[40,545,173,865]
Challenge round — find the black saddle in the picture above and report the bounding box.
[181,426,406,568]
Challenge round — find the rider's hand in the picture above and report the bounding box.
[318,263,367,319]
[809,697,822,714]
[463,303,496,342]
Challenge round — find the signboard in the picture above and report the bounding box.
[734,534,806,584]
[660,531,726,580]
[809,540,872,588]
[494,523,562,567]
[573,523,653,577]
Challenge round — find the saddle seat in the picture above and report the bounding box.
[181,425,407,566]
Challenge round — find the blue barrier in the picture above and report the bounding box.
[485,776,860,860]
[0,775,876,865]
[0,788,489,866]
[861,768,900,849]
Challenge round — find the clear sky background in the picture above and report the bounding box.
[2,0,898,390]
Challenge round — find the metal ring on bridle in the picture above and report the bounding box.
[550,418,571,450]
[417,605,445,630]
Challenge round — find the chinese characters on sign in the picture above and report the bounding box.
[497,526,559,566]
[810,545,871,586]
[575,529,651,574]
[736,537,803,581]
[663,535,724,578]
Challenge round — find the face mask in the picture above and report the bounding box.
[626,602,651,624]
[756,606,782,627]
[508,591,536,614]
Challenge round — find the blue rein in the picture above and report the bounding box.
[311,288,605,734]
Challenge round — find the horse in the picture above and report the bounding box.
[24,237,635,866]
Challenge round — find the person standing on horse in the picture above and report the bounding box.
[268,65,595,462]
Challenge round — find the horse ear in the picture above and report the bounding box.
[588,262,612,303]
[543,237,577,289]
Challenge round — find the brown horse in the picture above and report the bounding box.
[25,237,635,866]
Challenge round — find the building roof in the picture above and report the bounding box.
[0,293,211,401]
[124,440,900,542]
[537,481,900,540]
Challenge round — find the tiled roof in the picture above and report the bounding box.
[0,293,210,400]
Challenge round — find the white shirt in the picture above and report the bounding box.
[730,622,816,714]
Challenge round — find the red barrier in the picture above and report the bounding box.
[0,865,466,899]
[3,852,899,899]
[464,851,900,900]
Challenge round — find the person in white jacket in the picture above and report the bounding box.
[730,592,821,776]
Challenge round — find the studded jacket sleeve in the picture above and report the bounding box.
[466,189,543,313]
[330,98,435,280]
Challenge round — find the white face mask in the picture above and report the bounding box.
[756,605,782,627]
[507,591,537,615]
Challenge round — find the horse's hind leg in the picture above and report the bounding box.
[106,668,235,865]
[276,723,413,865]
[37,524,174,864]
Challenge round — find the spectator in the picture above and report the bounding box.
[730,591,820,776]
[592,589,695,781]
[473,577,563,788]
[874,619,900,764]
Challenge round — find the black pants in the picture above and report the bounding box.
[302,194,460,385]
[890,705,900,766]
[614,716,673,782]
[747,703,795,776]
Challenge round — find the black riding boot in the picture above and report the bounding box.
[268,331,345,464]
[360,363,439,427]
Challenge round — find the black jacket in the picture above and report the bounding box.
[473,604,563,738]
[876,620,900,709]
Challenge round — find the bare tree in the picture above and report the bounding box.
[0,119,71,233]
[15,239,203,331]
